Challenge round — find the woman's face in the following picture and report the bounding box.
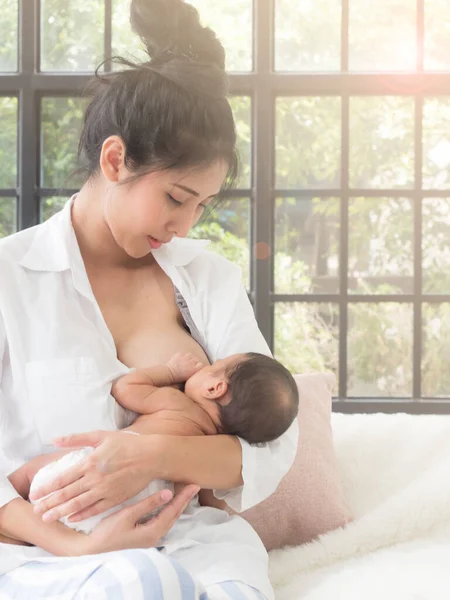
[100,137,229,260]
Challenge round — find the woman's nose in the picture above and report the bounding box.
[169,207,197,238]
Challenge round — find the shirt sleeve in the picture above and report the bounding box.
[203,257,299,513]
[0,310,21,509]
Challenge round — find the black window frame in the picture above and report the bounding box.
[2,0,450,413]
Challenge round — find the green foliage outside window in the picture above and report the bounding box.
[2,0,450,397]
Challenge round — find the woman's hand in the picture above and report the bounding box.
[78,484,200,555]
[29,430,165,524]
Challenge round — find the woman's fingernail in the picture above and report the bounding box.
[42,511,55,522]
[161,490,173,502]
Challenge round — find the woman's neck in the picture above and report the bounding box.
[71,182,153,270]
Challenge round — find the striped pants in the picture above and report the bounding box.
[0,548,268,599]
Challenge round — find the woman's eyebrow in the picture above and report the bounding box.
[172,183,218,199]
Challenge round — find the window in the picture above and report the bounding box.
[1,0,450,411]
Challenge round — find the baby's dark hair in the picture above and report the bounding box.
[217,353,299,445]
[77,0,238,190]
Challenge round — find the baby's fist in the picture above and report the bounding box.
[167,353,205,383]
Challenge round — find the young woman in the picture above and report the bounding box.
[0,0,298,597]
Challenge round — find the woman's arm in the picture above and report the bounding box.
[0,497,85,554]
[0,532,32,546]
[30,430,241,523]
[0,309,83,550]
[0,311,29,542]
[193,257,300,512]
[0,485,200,556]
[26,261,298,521]
[0,425,83,549]
[157,434,243,490]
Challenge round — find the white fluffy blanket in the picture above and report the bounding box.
[269,412,450,599]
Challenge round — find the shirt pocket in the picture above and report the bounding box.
[25,357,118,447]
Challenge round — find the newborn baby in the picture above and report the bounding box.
[24,351,299,533]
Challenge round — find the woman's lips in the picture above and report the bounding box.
[148,236,162,250]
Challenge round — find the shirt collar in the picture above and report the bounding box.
[19,195,210,272]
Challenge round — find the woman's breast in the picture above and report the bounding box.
[117,322,210,369]
[91,263,210,370]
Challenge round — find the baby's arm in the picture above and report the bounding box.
[112,365,175,413]
[112,353,205,414]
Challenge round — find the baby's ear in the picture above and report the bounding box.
[207,379,228,400]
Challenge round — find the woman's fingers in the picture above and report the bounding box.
[125,489,174,524]
[39,490,99,523]
[140,485,200,541]
[52,430,109,449]
[68,486,171,524]
[29,463,86,502]
[67,498,115,523]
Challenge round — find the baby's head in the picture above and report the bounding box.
[184,353,299,444]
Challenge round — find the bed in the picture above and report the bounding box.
[269,411,450,599]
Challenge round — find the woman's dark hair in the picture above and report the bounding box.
[77,0,238,190]
[217,353,299,445]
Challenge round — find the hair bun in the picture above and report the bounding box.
[130,0,225,70]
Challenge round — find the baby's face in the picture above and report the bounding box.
[184,354,245,401]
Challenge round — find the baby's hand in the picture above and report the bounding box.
[167,352,205,383]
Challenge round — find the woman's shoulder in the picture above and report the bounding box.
[0,224,42,269]
[186,248,241,284]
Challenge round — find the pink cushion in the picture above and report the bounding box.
[228,373,352,551]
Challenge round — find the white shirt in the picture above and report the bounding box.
[0,197,298,593]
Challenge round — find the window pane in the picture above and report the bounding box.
[349,0,416,71]
[423,98,450,189]
[0,0,18,72]
[423,198,450,293]
[41,97,89,189]
[229,97,251,189]
[422,303,450,397]
[274,302,339,377]
[112,0,252,72]
[41,0,104,71]
[275,197,340,294]
[189,198,250,290]
[348,303,413,397]
[348,198,413,294]
[275,0,341,72]
[0,198,16,238]
[349,97,414,189]
[425,0,450,71]
[112,0,149,67]
[0,97,18,188]
[188,0,252,72]
[276,97,341,189]
[40,196,67,222]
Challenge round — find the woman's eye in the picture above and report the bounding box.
[167,194,182,206]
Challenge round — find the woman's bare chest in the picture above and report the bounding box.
[86,264,209,369]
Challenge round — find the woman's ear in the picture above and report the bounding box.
[99,135,126,183]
